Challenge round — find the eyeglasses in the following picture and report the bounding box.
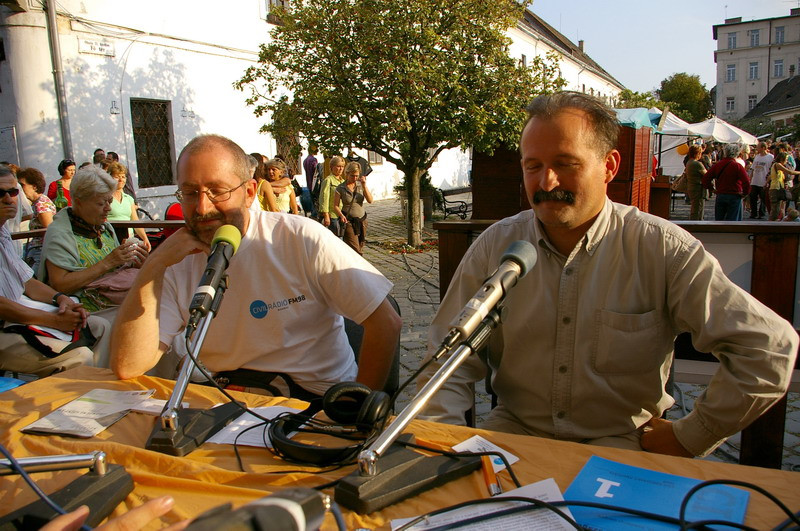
[174,181,247,204]
[0,188,20,198]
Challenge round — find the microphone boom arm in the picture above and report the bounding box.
[357,307,503,476]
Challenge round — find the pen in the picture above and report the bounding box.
[414,438,452,453]
[481,455,502,496]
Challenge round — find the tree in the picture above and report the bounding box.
[235,0,565,247]
[656,73,711,123]
[615,89,662,110]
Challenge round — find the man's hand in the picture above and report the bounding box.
[56,297,88,330]
[640,417,693,457]
[147,228,210,268]
[40,496,189,531]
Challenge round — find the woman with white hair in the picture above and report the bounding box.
[39,165,148,313]
[702,143,752,221]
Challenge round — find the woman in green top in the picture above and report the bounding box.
[319,155,346,236]
[39,166,149,313]
[685,145,707,221]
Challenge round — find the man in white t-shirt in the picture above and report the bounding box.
[749,142,773,219]
[110,135,401,397]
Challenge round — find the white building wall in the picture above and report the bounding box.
[1,2,624,215]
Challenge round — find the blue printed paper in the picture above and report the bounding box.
[563,456,749,530]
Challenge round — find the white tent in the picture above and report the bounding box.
[654,114,758,176]
[687,117,758,145]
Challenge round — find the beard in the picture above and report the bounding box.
[186,209,247,244]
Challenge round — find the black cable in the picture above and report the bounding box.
[678,479,800,530]
[394,496,581,531]
[0,441,92,531]
[330,501,347,531]
[183,335,272,423]
[396,440,522,489]
[390,354,439,407]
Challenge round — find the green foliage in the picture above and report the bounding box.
[615,89,662,110]
[732,116,791,139]
[656,73,711,123]
[234,0,565,245]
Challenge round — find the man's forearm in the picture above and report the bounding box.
[110,259,168,379]
[356,298,402,390]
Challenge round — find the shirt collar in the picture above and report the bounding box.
[531,199,612,258]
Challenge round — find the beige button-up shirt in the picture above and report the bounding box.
[420,200,798,456]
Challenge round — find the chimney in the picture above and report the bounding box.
[724,17,742,24]
[578,40,584,52]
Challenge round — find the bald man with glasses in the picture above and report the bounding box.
[110,135,401,399]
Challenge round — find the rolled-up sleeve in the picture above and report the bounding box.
[668,240,798,456]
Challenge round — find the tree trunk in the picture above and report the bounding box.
[406,168,422,247]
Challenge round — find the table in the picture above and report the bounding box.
[1,367,798,529]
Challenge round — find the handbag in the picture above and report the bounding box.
[672,172,688,193]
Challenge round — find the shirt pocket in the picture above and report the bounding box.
[592,309,665,374]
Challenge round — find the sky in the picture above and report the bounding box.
[531,0,796,93]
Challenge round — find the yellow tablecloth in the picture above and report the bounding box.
[1,366,798,529]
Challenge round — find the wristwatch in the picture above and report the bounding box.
[51,292,66,306]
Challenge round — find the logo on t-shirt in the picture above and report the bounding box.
[249,294,307,318]
[250,300,269,319]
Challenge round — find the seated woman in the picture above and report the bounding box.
[17,167,55,271]
[265,158,298,214]
[106,162,151,251]
[47,159,76,207]
[333,161,373,254]
[38,165,148,317]
[0,164,111,374]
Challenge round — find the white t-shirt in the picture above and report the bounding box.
[751,153,774,187]
[159,210,392,394]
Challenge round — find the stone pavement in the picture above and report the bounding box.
[360,191,800,471]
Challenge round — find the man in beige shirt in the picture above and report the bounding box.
[419,92,798,457]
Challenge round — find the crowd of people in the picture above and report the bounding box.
[680,139,800,222]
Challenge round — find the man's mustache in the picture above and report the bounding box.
[533,189,575,204]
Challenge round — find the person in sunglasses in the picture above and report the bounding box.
[38,166,148,316]
[0,164,112,375]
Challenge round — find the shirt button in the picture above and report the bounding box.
[558,365,568,373]
[565,268,573,276]
[556,411,566,419]
[562,317,571,324]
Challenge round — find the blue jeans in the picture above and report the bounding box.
[715,193,743,221]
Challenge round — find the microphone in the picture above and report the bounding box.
[186,225,241,332]
[448,240,537,337]
[186,488,327,531]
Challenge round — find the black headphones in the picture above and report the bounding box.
[268,382,391,466]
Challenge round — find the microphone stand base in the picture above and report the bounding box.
[334,440,481,514]
[0,464,133,529]
[146,402,242,456]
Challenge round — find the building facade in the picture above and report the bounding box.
[0,1,624,215]
[713,8,800,120]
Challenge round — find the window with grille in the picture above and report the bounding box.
[748,95,757,111]
[130,99,174,188]
[367,150,383,164]
[727,32,737,49]
[750,29,760,47]
[775,59,785,78]
[726,64,736,82]
[776,26,785,45]
[749,62,759,79]
[725,97,735,112]
[267,0,289,24]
